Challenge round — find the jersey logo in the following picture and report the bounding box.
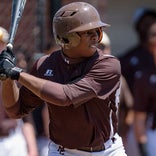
[44,69,53,77]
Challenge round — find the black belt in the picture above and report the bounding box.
[77,137,116,152]
[78,145,105,152]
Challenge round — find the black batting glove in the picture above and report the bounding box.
[7,67,23,80]
[0,46,20,80]
[0,46,16,67]
[0,65,22,80]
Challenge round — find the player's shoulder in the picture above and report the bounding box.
[40,49,61,61]
[97,49,119,63]
[95,50,121,73]
[36,50,61,69]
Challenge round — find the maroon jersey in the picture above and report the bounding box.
[133,64,156,129]
[119,45,153,93]
[15,50,121,148]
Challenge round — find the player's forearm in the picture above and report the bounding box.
[135,128,148,156]
[134,122,147,143]
[134,112,149,156]
[134,112,147,143]
[2,79,19,108]
[19,72,71,106]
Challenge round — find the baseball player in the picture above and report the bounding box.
[0,2,127,156]
[133,21,156,156]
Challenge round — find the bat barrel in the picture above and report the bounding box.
[8,0,26,45]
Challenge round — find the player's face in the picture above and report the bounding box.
[76,28,100,57]
[64,28,101,58]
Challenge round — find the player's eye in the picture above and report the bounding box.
[78,28,99,37]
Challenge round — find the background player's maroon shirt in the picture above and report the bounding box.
[133,65,156,129]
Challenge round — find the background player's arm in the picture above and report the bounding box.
[22,122,39,156]
[134,111,148,156]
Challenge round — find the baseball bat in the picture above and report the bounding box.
[7,0,27,50]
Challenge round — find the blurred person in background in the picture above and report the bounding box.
[119,7,156,93]
[0,26,38,156]
[119,7,156,156]
[133,20,156,156]
[32,103,50,156]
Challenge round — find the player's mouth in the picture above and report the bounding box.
[90,43,98,48]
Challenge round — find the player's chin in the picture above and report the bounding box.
[84,47,97,57]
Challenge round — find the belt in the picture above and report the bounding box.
[77,137,116,152]
[78,145,105,152]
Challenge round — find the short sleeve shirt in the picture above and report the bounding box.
[19,50,121,148]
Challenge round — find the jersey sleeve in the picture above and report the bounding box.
[63,57,121,107]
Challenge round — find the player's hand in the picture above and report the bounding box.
[0,46,16,66]
[0,46,16,80]
[0,64,22,81]
[0,47,22,80]
[6,66,23,80]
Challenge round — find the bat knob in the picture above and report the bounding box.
[7,43,13,50]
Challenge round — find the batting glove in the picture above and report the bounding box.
[0,46,22,80]
[0,46,15,66]
[5,67,22,80]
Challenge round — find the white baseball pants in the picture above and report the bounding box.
[48,133,127,156]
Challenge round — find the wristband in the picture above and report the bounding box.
[9,67,23,80]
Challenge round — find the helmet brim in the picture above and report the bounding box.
[69,21,110,33]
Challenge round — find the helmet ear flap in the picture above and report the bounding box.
[56,33,81,49]
[97,27,103,43]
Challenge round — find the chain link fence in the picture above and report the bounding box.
[1,1,37,53]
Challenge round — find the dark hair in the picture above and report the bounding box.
[134,7,156,42]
